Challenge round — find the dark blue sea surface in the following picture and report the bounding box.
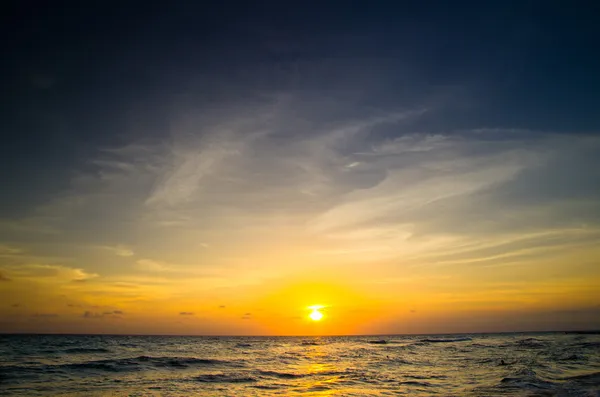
[0,332,599,396]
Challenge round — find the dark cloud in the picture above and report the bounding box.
[0,272,10,281]
[102,310,123,316]
[179,312,194,316]
[241,313,252,320]
[410,309,417,314]
[83,311,99,318]
[218,305,226,309]
[11,303,20,307]
[111,283,139,289]
[83,310,122,319]
[31,313,59,318]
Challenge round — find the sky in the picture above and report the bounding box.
[1,1,599,335]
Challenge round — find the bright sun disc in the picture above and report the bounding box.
[309,310,323,321]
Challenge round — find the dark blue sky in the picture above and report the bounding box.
[2,1,599,216]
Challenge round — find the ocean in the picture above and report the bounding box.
[0,333,598,396]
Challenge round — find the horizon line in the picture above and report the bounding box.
[1,329,598,338]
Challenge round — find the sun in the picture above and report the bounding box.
[308,305,325,321]
[309,310,323,321]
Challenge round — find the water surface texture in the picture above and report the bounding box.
[1,333,599,396]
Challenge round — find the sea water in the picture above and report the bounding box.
[1,332,599,396]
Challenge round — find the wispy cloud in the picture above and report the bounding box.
[0,245,23,256]
[82,310,123,319]
[136,259,174,273]
[241,312,252,320]
[103,245,134,257]
[0,264,98,282]
[7,99,600,275]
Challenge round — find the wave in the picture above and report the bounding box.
[300,341,321,346]
[63,347,111,354]
[574,341,600,349]
[470,342,495,348]
[259,370,304,379]
[252,384,286,390]
[305,384,333,392]
[195,373,257,383]
[560,354,583,361]
[398,380,433,387]
[562,371,600,383]
[405,374,448,380]
[420,337,472,343]
[118,343,139,348]
[474,358,496,364]
[1,355,236,377]
[258,369,350,380]
[515,338,547,348]
[386,358,414,365]
[499,367,555,391]
[505,367,538,378]
[131,355,232,368]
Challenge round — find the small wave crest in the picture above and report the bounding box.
[252,384,286,390]
[259,370,304,379]
[258,369,350,380]
[63,347,111,354]
[574,341,600,349]
[195,373,257,383]
[562,371,600,385]
[405,374,448,380]
[514,338,547,348]
[300,340,321,346]
[560,354,583,361]
[2,355,236,376]
[500,367,555,391]
[398,380,433,387]
[419,337,472,343]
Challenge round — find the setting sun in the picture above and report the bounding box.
[308,305,325,321]
[309,310,323,321]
